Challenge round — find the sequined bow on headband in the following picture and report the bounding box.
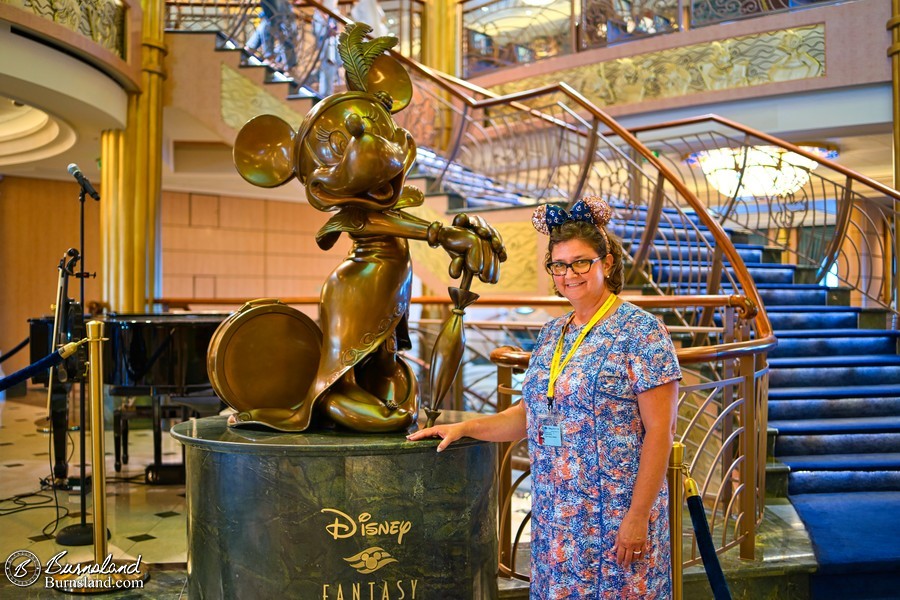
[531,197,613,236]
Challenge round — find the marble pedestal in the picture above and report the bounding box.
[172,415,498,599]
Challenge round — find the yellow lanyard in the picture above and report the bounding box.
[547,293,618,409]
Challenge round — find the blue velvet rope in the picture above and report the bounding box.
[687,494,732,600]
[0,350,64,393]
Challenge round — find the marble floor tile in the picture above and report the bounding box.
[1,390,188,598]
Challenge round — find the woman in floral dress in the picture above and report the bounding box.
[409,197,681,598]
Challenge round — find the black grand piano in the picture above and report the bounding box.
[103,313,228,483]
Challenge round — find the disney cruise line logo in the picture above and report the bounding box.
[342,547,398,574]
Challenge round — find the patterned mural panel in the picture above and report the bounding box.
[220,64,306,131]
[490,25,825,107]
[3,0,126,58]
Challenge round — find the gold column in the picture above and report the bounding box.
[889,0,900,308]
[101,128,132,312]
[424,0,455,75]
[134,0,167,310]
[100,1,167,312]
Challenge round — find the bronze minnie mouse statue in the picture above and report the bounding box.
[228,23,506,433]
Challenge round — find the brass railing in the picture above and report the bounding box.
[490,293,771,583]
[164,0,423,91]
[459,0,861,77]
[156,293,772,579]
[625,114,900,313]
[3,0,130,58]
[1,0,141,89]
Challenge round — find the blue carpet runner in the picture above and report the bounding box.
[625,210,900,596]
[791,492,900,600]
[741,254,900,598]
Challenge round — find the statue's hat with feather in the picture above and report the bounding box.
[232,21,414,189]
[338,21,412,113]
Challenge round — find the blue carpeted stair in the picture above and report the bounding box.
[632,209,900,597]
[440,168,900,592]
[755,255,900,598]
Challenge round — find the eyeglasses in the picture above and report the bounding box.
[545,257,604,276]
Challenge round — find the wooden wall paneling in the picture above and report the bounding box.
[0,176,103,373]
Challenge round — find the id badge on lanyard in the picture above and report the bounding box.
[542,293,617,448]
[538,409,563,447]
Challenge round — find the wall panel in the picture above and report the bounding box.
[0,176,103,373]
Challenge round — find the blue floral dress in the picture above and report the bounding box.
[522,301,682,599]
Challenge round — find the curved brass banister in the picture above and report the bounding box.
[624,113,900,202]
[156,293,776,365]
[621,112,900,313]
[490,341,780,368]
[215,0,768,346]
[817,176,855,282]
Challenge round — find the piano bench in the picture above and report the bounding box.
[113,402,190,473]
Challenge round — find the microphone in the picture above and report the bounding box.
[67,163,100,201]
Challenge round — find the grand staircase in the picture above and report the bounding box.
[623,210,900,599]
[164,18,900,597]
[422,156,900,597]
[764,278,900,599]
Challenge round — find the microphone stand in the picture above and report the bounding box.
[57,186,100,547]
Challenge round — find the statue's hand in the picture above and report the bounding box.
[436,213,507,284]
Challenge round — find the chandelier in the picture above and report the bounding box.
[689,145,838,198]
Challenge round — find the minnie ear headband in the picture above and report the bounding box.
[532,196,612,248]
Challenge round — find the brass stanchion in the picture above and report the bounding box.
[53,321,149,593]
[668,441,684,600]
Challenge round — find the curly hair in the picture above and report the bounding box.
[545,220,624,295]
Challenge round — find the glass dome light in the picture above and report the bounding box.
[689,144,838,198]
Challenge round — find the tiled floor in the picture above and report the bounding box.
[0,388,189,598]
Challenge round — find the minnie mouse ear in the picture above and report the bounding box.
[233,115,297,188]
[581,196,613,227]
[365,55,412,113]
[531,205,551,235]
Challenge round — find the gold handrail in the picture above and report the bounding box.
[620,112,900,313]
[156,293,775,365]
[624,113,900,202]
[156,292,757,311]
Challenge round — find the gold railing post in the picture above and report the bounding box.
[668,441,684,600]
[496,362,513,571]
[719,306,736,511]
[87,321,110,560]
[51,321,148,587]
[890,0,900,309]
[739,353,758,559]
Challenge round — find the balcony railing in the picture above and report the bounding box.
[460,0,860,77]
[625,114,900,313]
[164,0,423,89]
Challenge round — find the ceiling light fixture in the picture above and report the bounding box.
[0,96,76,166]
[688,144,838,197]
